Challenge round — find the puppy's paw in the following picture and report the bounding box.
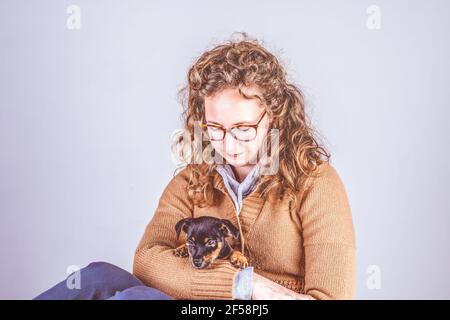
[173,244,189,257]
[230,251,249,269]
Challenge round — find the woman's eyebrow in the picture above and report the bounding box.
[206,119,251,126]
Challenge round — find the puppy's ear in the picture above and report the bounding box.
[175,218,193,240]
[218,219,240,239]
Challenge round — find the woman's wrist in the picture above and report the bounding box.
[251,273,316,300]
[232,266,254,300]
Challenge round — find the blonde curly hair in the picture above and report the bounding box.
[172,32,330,211]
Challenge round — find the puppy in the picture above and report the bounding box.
[173,216,249,269]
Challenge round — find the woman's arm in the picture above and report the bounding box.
[252,163,355,300]
[133,166,240,300]
[298,163,356,300]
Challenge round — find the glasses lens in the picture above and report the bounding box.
[231,126,257,141]
[206,126,224,141]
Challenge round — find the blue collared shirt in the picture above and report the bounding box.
[215,164,259,300]
[215,164,261,215]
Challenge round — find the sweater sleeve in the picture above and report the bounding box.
[298,163,356,300]
[132,166,240,300]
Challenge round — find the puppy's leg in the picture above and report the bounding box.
[173,244,189,257]
[230,250,249,269]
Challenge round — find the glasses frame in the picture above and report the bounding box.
[200,110,267,142]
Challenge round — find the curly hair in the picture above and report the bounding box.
[172,32,330,212]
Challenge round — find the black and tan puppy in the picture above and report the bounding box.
[173,216,249,269]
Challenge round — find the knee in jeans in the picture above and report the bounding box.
[83,261,141,286]
[86,261,117,271]
[84,261,127,277]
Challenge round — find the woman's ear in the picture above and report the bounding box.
[175,218,193,240]
[218,219,240,239]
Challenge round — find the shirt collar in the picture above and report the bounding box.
[215,163,261,197]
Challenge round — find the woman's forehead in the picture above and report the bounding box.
[204,87,264,126]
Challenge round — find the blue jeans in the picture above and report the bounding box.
[33,261,173,300]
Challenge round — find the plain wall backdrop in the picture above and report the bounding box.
[1,0,449,299]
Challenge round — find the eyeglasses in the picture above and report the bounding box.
[200,110,267,142]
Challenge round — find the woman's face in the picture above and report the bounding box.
[204,86,270,167]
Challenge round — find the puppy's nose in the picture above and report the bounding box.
[193,258,203,267]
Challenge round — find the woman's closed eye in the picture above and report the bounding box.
[235,126,251,132]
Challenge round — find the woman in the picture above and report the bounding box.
[34,33,356,300]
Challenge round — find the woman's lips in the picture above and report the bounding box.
[228,152,243,158]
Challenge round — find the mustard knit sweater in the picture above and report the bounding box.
[133,162,356,300]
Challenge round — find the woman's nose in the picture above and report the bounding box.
[224,134,242,152]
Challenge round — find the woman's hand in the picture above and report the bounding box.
[251,272,316,300]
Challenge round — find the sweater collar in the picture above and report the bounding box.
[212,163,269,256]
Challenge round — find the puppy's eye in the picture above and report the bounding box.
[207,239,216,247]
[186,240,194,246]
